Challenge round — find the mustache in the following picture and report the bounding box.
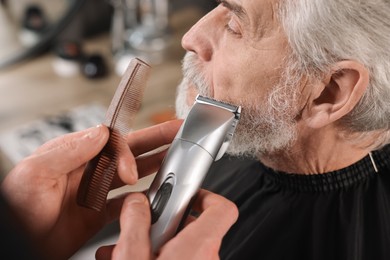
[181,52,211,97]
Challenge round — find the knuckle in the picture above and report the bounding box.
[123,195,150,220]
[211,194,238,221]
[223,199,239,220]
[14,156,42,177]
[61,137,79,152]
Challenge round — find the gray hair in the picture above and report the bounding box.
[278,0,390,148]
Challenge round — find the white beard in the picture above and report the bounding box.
[175,77,192,120]
[175,52,301,158]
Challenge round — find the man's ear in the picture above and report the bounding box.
[303,60,369,128]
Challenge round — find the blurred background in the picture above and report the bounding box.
[0,0,217,258]
[0,0,218,176]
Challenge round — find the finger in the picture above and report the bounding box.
[188,189,238,240]
[110,120,180,189]
[116,134,138,185]
[111,193,152,260]
[112,133,166,190]
[126,119,182,156]
[34,125,108,154]
[30,125,109,175]
[136,148,168,178]
[162,190,238,258]
[110,148,167,190]
[112,120,181,189]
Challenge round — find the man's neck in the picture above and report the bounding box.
[258,125,374,175]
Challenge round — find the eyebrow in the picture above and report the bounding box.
[218,0,248,23]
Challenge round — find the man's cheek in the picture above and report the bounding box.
[186,86,198,105]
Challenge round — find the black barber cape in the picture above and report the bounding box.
[202,145,390,260]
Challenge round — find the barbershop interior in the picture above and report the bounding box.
[0,0,216,258]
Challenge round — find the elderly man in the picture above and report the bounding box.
[175,0,390,259]
[1,0,389,259]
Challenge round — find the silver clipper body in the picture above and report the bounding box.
[147,95,241,252]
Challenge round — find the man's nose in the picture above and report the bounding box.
[181,10,218,62]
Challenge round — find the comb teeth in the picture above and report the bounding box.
[77,58,151,212]
[105,58,150,135]
[77,130,120,211]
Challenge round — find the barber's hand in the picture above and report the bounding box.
[96,190,238,260]
[0,120,182,260]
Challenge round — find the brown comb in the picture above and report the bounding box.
[77,58,151,211]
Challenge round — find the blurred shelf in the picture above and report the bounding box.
[0,7,203,176]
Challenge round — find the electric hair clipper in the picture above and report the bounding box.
[146,95,241,253]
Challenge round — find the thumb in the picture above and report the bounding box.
[32,125,109,174]
[110,193,152,260]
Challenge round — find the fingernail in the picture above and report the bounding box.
[128,193,147,205]
[84,124,103,139]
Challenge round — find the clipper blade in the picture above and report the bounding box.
[195,95,241,119]
[77,58,151,211]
